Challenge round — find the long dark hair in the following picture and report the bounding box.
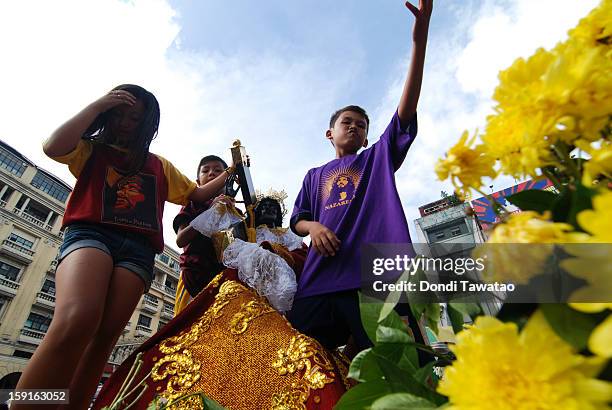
[83,84,160,176]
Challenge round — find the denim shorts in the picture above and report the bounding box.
[58,223,155,291]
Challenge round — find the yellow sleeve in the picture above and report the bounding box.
[155,154,197,205]
[50,140,94,178]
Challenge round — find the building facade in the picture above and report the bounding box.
[413,195,500,320]
[0,140,180,388]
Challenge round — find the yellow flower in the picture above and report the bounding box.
[581,141,612,186]
[481,110,555,179]
[569,0,612,46]
[570,304,612,358]
[488,211,575,244]
[438,313,612,410]
[575,190,612,242]
[476,212,577,284]
[590,315,612,358]
[435,130,497,198]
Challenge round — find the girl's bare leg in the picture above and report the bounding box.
[63,267,145,410]
[13,248,113,409]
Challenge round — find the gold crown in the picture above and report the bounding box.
[255,188,289,217]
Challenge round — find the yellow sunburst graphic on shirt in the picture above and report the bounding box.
[319,165,362,205]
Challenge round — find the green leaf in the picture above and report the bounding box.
[414,362,437,388]
[371,393,436,410]
[373,343,418,373]
[372,352,446,405]
[567,183,596,230]
[348,348,384,383]
[333,380,392,410]
[422,304,441,335]
[376,325,412,344]
[202,396,227,410]
[448,303,480,319]
[551,187,571,223]
[447,305,465,334]
[360,294,385,343]
[506,189,558,213]
[540,304,602,350]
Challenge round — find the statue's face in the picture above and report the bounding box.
[256,199,280,228]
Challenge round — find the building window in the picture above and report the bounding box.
[0,261,20,281]
[0,297,6,318]
[158,254,169,264]
[13,350,33,359]
[41,278,56,295]
[169,259,179,272]
[143,294,158,304]
[451,228,461,237]
[0,147,27,177]
[0,185,14,202]
[30,171,70,203]
[435,232,445,240]
[138,314,152,329]
[164,279,176,292]
[8,233,34,249]
[24,312,51,332]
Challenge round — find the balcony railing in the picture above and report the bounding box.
[0,276,20,295]
[161,308,174,320]
[2,240,34,256]
[37,291,56,303]
[164,286,177,296]
[20,327,45,345]
[0,200,6,208]
[150,281,164,292]
[13,209,53,231]
[135,325,152,337]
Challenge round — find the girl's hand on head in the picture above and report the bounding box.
[91,89,137,113]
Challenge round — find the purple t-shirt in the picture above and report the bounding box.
[290,111,417,299]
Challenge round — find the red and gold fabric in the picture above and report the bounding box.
[94,270,349,409]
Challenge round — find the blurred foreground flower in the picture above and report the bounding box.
[570,304,612,359]
[438,313,612,410]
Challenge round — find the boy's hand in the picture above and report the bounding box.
[405,0,433,43]
[308,222,341,257]
[211,194,235,208]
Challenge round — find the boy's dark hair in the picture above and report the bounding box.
[197,155,228,178]
[83,84,160,176]
[329,105,370,130]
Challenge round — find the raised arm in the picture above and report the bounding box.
[43,90,136,157]
[397,0,433,128]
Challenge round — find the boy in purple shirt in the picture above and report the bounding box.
[289,0,433,353]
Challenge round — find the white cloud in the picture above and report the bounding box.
[0,0,362,250]
[369,0,600,239]
[0,0,601,252]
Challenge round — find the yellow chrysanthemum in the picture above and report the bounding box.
[590,315,612,358]
[438,312,612,410]
[475,212,577,284]
[569,0,612,45]
[435,130,497,198]
[570,304,612,358]
[563,193,612,320]
[488,211,575,243]
[577,141,612,186]
[575,190,612,242]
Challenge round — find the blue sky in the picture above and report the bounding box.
[0,0,599,249]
